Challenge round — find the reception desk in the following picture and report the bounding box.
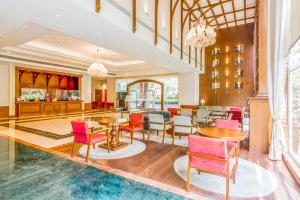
[16,101,83,117]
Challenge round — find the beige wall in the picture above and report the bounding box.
[91,78,107,102]
[0,63,10,106]
[91,78,115,103]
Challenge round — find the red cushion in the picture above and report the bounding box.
[119,125,143,132]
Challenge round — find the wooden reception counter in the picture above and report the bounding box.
[16,101,83,117]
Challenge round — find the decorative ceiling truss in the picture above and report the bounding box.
[96,0,256,69]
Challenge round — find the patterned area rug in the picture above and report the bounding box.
[174,155,278,198]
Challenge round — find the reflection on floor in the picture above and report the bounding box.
[0,110,299,200]
[0,137,186,200]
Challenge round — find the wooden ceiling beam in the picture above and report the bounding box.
[232,0,237,26]
[220,1,228,28]
[216,16,255,28]
[208,6,255,23]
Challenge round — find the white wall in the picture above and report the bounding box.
[179,72,199,105]
[9,64,15,116]
[81,74,92,109]
[0,63,10,107]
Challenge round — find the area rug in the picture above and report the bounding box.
[79,138,146,160]
[133,131,188,147]
[173,155,278,198]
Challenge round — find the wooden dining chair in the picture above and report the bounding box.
[119,113,145,144]
[172,116,198,144]
[148,114,172,144]
[187,135,238,200]
[71,120,110,162]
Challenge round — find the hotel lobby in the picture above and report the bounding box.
[0,0,300,199]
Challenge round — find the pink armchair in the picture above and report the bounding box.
[187,135,237,200]
[71,120,109,162]
[119,113,145,144]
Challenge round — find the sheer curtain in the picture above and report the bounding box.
[267,0,291,160]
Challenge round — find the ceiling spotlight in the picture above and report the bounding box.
[56,14,62,18]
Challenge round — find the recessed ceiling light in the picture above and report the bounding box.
[56,14,62,18]
[97,31,101,35]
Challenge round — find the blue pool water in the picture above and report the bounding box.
[0,137,187,200]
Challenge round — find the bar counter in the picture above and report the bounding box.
[16,101,83,117]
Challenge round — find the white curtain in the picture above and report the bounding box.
[267,0,291,160]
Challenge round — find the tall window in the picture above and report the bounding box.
[116,76,179,109]
[288,39,300,165]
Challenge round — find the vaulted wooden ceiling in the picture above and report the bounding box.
[184,0,256,29]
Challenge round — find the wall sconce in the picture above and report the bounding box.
[226,46,229,53]
[225,58,229,65]
[175,32,179,40]
[200,99,205,105]
[225,69,229,76]
[235,81,243,89]
[102,84,107,90]
[225,81,229,88]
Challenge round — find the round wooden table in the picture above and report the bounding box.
[198,127,246,142]
[97,117,128,151]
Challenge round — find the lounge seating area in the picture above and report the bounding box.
[0,0,299,200]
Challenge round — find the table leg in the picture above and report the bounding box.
[100,125,128,151]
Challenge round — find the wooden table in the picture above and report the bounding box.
[198,127,246,142]
[97,117,128,151]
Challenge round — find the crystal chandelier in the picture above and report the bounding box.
[186,18,216,48]
[87,62,108,78]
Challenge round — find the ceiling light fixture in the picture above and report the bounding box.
[87,49,108,78]
[186,18,216,48]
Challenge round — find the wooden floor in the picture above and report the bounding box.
[52,136,300,200]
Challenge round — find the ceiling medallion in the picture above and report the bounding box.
[88,62,108,78]
[186,18,216,48]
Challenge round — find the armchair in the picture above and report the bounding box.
[71,120,109,162]
[187,135,238,200]
[119,113,145,144]
[148,114,172,144]
[172,116,198,145]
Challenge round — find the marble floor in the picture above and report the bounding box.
[0,110,299,200]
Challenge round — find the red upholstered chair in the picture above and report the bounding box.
[187,135,237,200]
[168,108,179,118]
[227,107,242,123]
[119,113,145,144]
[71,120,109,162]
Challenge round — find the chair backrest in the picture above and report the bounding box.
[211,106,222,112]
[196,108,209,119]
[181,108,193,117]
[188,135,227,159]
[173,116,193,134]
[199,106,209,111]
[230,107,242,111]
[71,120,89,143]
[130,113,144,125]
[167,107,178,114]
[149,114,164,123]
[215,119,239,130]
[71,120,89,135]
